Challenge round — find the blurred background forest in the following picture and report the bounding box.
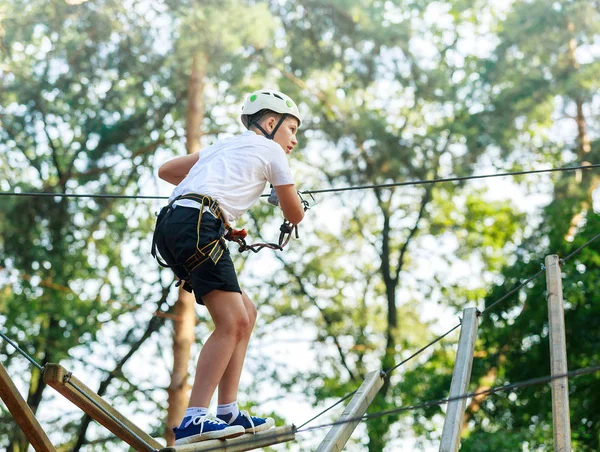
[1,0,599,450]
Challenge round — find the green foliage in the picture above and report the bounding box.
[0,0,598,450]
[0,1,176,448]
[402,0,600,450]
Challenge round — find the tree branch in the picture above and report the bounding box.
[71,285,172,451]
[275,254,358,382]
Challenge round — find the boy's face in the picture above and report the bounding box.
[264,115,299,155]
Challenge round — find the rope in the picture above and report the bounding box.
[0,330,43,371]
[298,322,461,429]
[481,268,545,315]
[481,230,600,316]
[300,163,600,194]
[66,378,157,452]
[562,231,600,263]
[0,192,168,200]
[296,389,358,430]
[301,231,600,429]
[383,322,462,377]
[191,364,600,452]
[0,331,157,452]
[298,232,600,436]
[297,364,600,434]
[2,163,597,200]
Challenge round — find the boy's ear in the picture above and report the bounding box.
[265,116,276,132]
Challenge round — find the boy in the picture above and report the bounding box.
[153,89,305,445]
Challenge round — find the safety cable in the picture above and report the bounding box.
[481,268,546,315]
[66,377,157,452]
[0,330,43,371]
[0,331,157,452]
[1,164,598,448]
[296,389,358,430]
[300,163,600,195]
[1,163,597,200]
[191,364,600,452]
[561,231,600,263]
[383,322,462,377]
[296,364,600,434]
[301,227,600,429]
[297,322,461,430]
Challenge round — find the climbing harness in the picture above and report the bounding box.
[151,192,314,291]
[151,193,229,292]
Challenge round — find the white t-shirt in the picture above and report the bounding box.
[169,131,295,222]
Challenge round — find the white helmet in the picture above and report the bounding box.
[241,89,302,129]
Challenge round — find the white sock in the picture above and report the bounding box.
[184,406,208,420]
[217,401,240,422]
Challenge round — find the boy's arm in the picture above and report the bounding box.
[274,184,304,225]
[157,153,200,185]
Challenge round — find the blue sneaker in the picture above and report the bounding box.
[218,410,275,434]
[174,414,245,445]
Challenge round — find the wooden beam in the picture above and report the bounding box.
[439,307,479,452]
[43,363,162,452]
[545,255,572,451]
[316,370,385,452]
[0,362,56,452]
[159,425,295,452]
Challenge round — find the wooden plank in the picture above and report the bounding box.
[545,255,572,452]
[159,425,295,452]
[0,363,56,452]
[316,370,384,452]
[43,363,162,452]
[439,307,479,452]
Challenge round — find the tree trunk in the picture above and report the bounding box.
[368,203,397,452]
[564,20,596,239]
[185,53,207,154]
[164,51,207,446]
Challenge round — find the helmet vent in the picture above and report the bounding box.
[272,93,283,100]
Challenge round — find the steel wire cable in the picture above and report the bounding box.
[300,163,600,195]
[2,163,599,449]
[297,364,600,434]
[1,163,597,200]
[191,365,600,452]
[561,231,600,263]
[298,322,462,430]
[481,268,545,315]
[296,389,358,430]
[0,330,43,371]
[302,228,600,429]
[383,322,462,377]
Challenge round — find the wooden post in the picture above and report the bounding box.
[0,362,56,452]
[545,255,572,452]
[316,370,385,452]
[439,307,479,452]
[43,364,162,452]
[159,425,295,452]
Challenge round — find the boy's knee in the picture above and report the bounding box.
[237,315,252,340]
[246,302,257,327]
[242,292,258,327]
[224,313,251,342]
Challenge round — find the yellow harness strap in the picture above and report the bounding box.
[171,193,230,269]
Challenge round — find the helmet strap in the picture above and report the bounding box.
[250,114,288,140]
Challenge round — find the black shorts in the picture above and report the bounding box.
[153,206,241,304]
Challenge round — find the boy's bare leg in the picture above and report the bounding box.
[218,290,257,404]
[188,290,251,409]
